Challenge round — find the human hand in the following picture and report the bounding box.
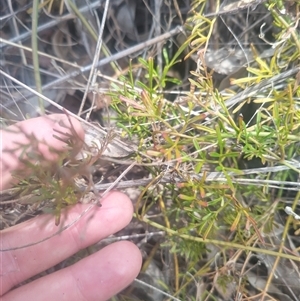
[0,114,142,301]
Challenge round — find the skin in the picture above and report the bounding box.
[0,114,142,301]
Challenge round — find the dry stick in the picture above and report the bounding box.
[0,38,82,69]
[220,14,251,69]
[134,278,182,301]
[0,0,102,49]
[6,0,27,65]
[2,26,183,110]
[155,0,163,77]
[99,231,166,244]
[188,66,300,117]
[203,0,268,18]
[2,163,299,205]
[88,166,300,192]
[91,177,300,192]
[0,2,33,22]
[224,66,300,109]
[0,162,136,252]
[77,0,110,116]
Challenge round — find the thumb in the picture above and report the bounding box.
[0,114,84,190]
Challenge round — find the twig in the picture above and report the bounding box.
[2,26,183,111]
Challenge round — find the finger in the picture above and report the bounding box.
[1,191,134,294]
[2,241,142,301]
[0,114,84,190]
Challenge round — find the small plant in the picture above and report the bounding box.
[1,0,299,300]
